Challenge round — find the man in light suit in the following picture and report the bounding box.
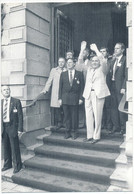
[109,43,127,134]
[40,57,66,128]
[1,85,23,173]
[83,54,110,144]
[59,58,84,139]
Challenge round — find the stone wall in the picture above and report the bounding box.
[126,2,133,190]
[1,3,52,132]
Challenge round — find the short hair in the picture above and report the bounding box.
[58,57,65,61]
[84,48,90,54]
[66,50,74,55]
[116,42,125,50]
[100,47,109,53]
[66,57,74,62]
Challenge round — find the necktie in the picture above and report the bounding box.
[70,70,73,86]
[112,58,118,80]
[3,98,8,121]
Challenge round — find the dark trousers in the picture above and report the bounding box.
[111,82,127,132]
[51,107,64,126]
[2,125,22,171]
[62,105,79,135]
[102,96,112,130]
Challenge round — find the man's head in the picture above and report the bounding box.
[66,50,74,60]
[1,85,11,98]
[100,47,109,58]
[91,56,100,69]
[66,58,75,70]
[114,43,125,57]
[83,48,89,61]
[58,57,66,68]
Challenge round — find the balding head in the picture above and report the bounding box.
[1,85,10,98]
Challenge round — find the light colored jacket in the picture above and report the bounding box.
[83,66,110,99]
[42,66,66,107]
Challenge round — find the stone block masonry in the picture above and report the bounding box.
[1,3,52,132]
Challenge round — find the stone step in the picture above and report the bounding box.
[51,127,123,141]
[120,142,126,154]
[115,153,127,168]
[110,168,128,189]
[26,143,42,155]
[107,185,130,192]
[24,156,113,185]
[35,144,118,168]
[43,134,123,153]
[36,133,51,144]
[12,169,109,192]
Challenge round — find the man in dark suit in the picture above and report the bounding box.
[1,85,23,173]
[59,58,84,139]
[109,43,127,134]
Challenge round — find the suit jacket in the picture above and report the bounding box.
[59,70,84,105]
[1,97,23,137]
[41,66,66,107]
[83,66,110,100]
[109,55,127,93]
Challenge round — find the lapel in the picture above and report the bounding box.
[10,97,14,115]
[115,56,124,74]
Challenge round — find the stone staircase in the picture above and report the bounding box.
[9,127,125,192]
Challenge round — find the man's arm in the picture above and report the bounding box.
[79,72,84,102]
[16,99,23,132]
[121,58,127,94]
[77,41,87,65]
[41,68,55,94]
[90,43,108,75]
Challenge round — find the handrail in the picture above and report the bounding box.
[118,93,132,115]
[22,93,44,108]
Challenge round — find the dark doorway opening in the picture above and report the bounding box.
[54,2,127,61]
[52,2,128,126]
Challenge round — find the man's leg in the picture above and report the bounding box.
[111,82,120,132]
[117,93,127,134]
[85,98,94,139]
[71,105,79,139]
[9,135,22,173]
[92,92,105,140]
[2,130,12,170]
[62,105,71,138]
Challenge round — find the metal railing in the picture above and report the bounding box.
[22,93,44,108]
[118,93,132,115]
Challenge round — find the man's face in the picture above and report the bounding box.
[66,52,73,59]
[83,50,89,60]
[91,56,100,69]
[2,86,10,98]
[114,44,124,57]
[100,48,108,58]
[67,59,75,70]
[58,58,65,68]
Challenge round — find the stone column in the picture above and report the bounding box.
[1,3,52,132]
[125,2,133,190]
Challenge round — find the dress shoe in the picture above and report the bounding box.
[2,166,12,171]
[64,134,71,139]
[13,168,21,174]
[83,138,93,142]
[72,134,78,140]
[91,139,100,144]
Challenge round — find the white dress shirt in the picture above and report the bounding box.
[112,55,123,80]
[3,97,11,122]
[68,69,75,83]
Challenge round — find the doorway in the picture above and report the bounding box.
[51,2,128,126]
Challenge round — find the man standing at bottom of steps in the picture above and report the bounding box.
[1,85,23,174]
[58,58,84,140]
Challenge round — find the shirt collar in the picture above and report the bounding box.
[116,55,123,62]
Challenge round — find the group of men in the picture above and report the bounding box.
[41,41,127,144]
[1,41,127,174]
